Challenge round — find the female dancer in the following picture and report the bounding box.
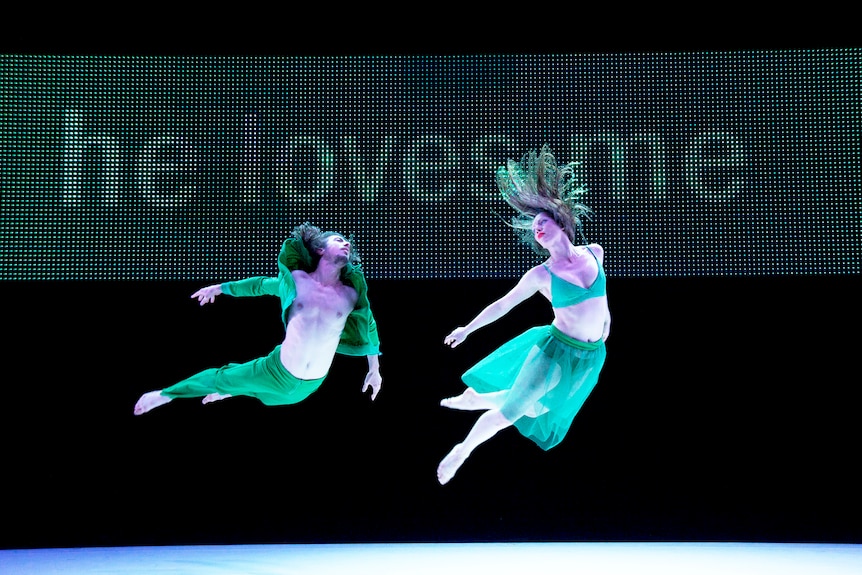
[437,145,611,485]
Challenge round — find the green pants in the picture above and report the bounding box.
[162,345,326,406]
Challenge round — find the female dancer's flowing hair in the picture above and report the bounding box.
[495,144,592,256]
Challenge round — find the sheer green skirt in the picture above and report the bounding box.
[461,325,606,450]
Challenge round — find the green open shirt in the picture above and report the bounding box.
[220,236,381,357]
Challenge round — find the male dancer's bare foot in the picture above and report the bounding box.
[134,391,172,415]
[437,444,468,485]
[202,392,232,405]
[441,388,483,410]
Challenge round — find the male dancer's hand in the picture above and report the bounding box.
[191,284,223,305]
[362,371,382,400]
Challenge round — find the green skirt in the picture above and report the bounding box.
[461,325,606,450]
[162,345,326,406]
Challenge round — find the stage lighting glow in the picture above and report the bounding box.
[1,50,859,280]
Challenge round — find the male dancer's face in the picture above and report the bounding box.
[320,234,351,266]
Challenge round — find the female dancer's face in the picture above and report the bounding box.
[532,212,563,247]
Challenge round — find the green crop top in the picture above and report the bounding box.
[544,247,606,308]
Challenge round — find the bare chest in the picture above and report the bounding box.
[291,275,357,319]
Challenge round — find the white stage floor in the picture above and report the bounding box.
[1,542,861,575]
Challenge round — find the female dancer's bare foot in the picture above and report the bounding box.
[440,388,485,410]
[202,392,232,405]
[134,391,172,415]
[437,444,468,485]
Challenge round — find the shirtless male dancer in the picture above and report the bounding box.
[134,222,381,415]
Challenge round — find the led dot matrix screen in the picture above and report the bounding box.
[2,50,859,280]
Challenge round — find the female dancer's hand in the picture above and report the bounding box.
[444,327,468,348]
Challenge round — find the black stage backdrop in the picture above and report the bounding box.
[3,9,860,551]
[3,275,860,548]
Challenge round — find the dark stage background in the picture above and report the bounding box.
[3,18,861,552]
[2,274,860,549]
